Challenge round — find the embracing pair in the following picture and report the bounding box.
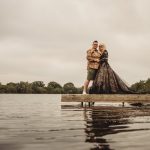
[83,40,135,94]
[83,40,106,94]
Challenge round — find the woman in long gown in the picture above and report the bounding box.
[89,43,136,94]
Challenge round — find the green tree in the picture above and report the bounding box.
[76,86,83,94]
[6,82,17,93]
[131,80,146,93]
[145,78,150,93]
[31,81,47,93]
[47,81,62,94]
[16,81,32,93]
[0,82,6,93]
[63,82,78,94]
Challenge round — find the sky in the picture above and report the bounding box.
[0,0,150,87]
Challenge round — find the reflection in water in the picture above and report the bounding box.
[1,94,150,150]
[83,106,150,150]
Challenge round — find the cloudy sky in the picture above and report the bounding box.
[0,0,150,87]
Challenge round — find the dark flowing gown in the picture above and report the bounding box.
[89,50,137,94]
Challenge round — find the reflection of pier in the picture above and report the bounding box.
[83,106,150,150]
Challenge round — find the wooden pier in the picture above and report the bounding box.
[61,94,150,107]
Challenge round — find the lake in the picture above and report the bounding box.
[0,94,150,150]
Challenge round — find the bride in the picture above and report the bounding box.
[89,43,136,94]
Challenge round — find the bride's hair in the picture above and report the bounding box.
[99,43,106,51]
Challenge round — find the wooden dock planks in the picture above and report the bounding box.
[61,94,150,103]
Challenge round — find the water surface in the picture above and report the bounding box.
[0,94,150,150]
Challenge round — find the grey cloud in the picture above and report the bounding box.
[0,0,150,86]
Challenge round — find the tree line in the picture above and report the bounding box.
[0,78,150,94]
[0,81,82,94]
[130,78,150,94]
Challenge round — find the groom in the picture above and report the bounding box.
[82,40,101,94]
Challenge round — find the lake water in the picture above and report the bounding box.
[0,94,150,150]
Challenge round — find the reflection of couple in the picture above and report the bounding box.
[83,40,135,94]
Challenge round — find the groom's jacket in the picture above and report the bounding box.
[86,48,101,70]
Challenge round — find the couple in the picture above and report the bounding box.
[83,40,135,94]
